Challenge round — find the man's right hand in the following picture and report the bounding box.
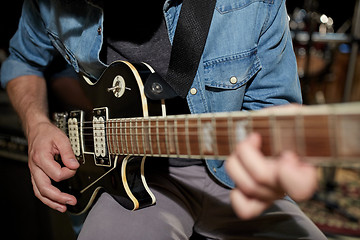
[6,76,80,213]
[27,120,80,212]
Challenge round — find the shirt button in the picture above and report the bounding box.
[230,76,238,84]
[97,27,102,35]
[190,87,197,95]
[213,167,217,173]
[65,54,70,61]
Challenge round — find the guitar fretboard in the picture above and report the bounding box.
[104,103,360,167]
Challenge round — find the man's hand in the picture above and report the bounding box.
[27,120,79,212]
[28,122,79,212]
[6,76,79,213]
[225,133,317,219]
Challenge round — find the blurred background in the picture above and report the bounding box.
[0,0,359,239]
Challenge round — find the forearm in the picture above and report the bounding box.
[6,75,50,137]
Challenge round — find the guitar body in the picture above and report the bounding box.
[54,61,162,214]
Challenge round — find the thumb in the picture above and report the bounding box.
[278,152,318,202]
[55,133,80,170]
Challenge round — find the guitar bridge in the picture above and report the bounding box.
[93,107,111,167]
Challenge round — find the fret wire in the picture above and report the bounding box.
[174,117,180,158]
[112,120,116,154]
[117,120,120,154]
[295,114,306,158]
[156,118,161,155]
[129,119,133,154]
[134,120,139,154]
[227,114,234,153]
[104,120,110,153]
[135,119,141,155]
[141,118,146,155]
[105,120,111,154]
[148,118,153,156]
[197,118,204,159]
[269,115,277,156]
[114,120,120,154]
[130,119,134,154]
[124,119,129,154]
[185,116,191,158]
[212,116,219,159]
[168,119,175,155]
[120,119,124,154]
[108,120,113,154]
[120,120,124,154]
[164,118,170,157]
[109,121,117,153]
[119,119,124,154]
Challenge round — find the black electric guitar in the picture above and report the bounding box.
[53,61,360,215]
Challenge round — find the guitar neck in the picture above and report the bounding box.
[105,102,360,167]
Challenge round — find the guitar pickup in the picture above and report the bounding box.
[93,107,111,167]
[53,112,68,133]
[68,110,84,160]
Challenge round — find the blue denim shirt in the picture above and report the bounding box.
[0,0,302,188]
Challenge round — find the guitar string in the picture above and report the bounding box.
[65,129,356,157]
[67,117,360,127]
[68,123,357,159]
[64,123,353,138]
[64,119,358,147]
[66,130,346,148]
[66,114,360,127]
[62,121,359,163]
[64,122,355,130]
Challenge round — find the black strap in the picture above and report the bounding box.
[145,0,217,99]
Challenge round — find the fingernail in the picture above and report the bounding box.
[69,158,80,166]
[56,207,65,212]
[66,200,74,205]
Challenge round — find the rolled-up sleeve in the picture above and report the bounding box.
[242,0,302,111]
[0,0,56,88]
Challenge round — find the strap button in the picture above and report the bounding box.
[151,82,163,94]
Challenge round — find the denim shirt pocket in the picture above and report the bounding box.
[204,47,261,89]
[47,30,79,73]
[203,47,261,112]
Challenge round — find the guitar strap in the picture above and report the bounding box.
[144,0,217,100]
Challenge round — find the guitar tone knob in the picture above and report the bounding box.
[108,75,129,98]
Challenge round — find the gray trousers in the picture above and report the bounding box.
[78,161,327,240]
